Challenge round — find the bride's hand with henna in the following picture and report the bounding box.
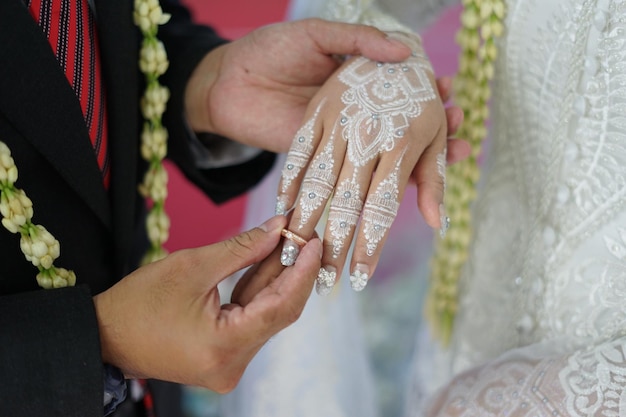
[233,39,470,305]
[275,32,454,295]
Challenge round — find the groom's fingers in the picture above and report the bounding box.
[302,19,412,62]
[242,238,322,336]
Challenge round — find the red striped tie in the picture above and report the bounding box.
[27,0,110,188]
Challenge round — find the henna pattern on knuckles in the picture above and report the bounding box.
[328,177,363,259]
[362,154,403,256]
[298,139,337,230]
[280,101,325,195]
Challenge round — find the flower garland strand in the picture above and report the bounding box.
[0,0,172,290]
[134,0,172,265]
[425,0,505,346]
[0,142,76,289]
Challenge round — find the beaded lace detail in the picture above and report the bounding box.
[407,0,626,416]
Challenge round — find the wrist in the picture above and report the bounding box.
[93,291,125,375]
[184,44,226,133]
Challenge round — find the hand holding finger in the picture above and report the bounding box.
[93,215,296,392]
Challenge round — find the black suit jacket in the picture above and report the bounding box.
[0,1,274,415]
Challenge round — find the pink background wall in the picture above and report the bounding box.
[164,1,462,253]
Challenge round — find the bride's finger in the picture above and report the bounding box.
[279,121,347,267]
[413,125,449,236]
[275,100,326,216]
[315,158,373,296]
[345,149,415,292]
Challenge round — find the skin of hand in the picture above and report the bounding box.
[274,37,466,292]
[93,215,322,393]
[231,78,466,306]
[183,18,414,153]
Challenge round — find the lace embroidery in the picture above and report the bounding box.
[408,0,626,414]
[560,339,626,417]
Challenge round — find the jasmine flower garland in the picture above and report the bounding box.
[425,0,506,346]
[0,142,76,289]
[134,0,172,265]
[0,0,172,289]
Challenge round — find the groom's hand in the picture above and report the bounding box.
[93,216,321,392]
[183,18,412,153]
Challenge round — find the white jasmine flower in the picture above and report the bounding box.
[140,124,168,161]
[0,189,33,233]
[139,41,169,76]
[139,165,168,202]
[146,208,170,245]
[20,225,60,269]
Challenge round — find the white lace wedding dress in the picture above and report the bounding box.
[402,0,626,416]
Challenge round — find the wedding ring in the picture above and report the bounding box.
[281,228,308,246]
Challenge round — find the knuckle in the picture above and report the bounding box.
[284,304,303,325]
[160,249,194,280]
[213,373,241,394]
[223,231,256,259]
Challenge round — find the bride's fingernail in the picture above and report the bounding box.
[349,263,369,292]
[280,239,300,266]
[275,194,289,216]
[439,203,450,238]
[316,266,337,296]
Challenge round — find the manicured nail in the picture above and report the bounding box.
[280,239,300,266]
[439,203,450,238]
[349,263,369,292]
[275,195,289,216]
[316,266,337,296]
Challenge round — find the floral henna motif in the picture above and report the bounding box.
[337,34,435,167]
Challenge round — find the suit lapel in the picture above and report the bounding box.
[0,0,112,229]
[95,0,142,273]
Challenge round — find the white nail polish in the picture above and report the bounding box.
[439,203,450,238]
[280,240,300,266]
[316,266,337,296]
[349,264,369,292]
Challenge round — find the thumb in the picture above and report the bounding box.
[304,19,411,62]
[211,215,287,279]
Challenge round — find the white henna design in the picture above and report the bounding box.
[362,154,403,256]
[328,177,363,259]
[280,101,325,194]
[337,35,435,167]
[437,148,447,193]
[298,140,337,230]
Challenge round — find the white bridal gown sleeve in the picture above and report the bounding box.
[405,0,626,416]
[218,1,457,417]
